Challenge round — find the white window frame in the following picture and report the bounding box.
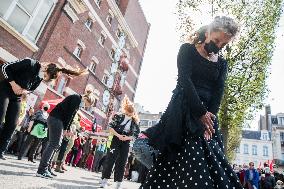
[95,0,102,8]
[263,146,269,157]
[109,48,115,60]
[73,45,83,59]
[1,0,57,43]
[85,18,93,31]
[98,31,107,47]
[116,26,123,39]
[106,10,114,26]
[252,145,257,155]
[244,144,249,154]
[89,59,98,74]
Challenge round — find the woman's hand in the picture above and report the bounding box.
[200,112,215,139]
[9,81,23,95]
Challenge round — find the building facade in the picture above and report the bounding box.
[0,0,150,128]
[271,113,284,165]
[233,130,273,167]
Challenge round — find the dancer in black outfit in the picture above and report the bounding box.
[0,58,87,160]
[141,16,243,189]
[100,97,140,189]
[36,90,95,178]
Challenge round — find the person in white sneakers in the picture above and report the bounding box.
[100,96,140,189]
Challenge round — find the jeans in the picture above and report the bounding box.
[37,116,63,173]
[0,80,21,155]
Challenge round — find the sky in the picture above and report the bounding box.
[135,0,284,129]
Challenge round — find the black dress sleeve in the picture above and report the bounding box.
[177,43,207,117]
[2,58,34,82]
[207,59,228,115]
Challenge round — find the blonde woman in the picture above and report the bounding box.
[100,96,140,189]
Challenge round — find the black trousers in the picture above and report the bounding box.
[57,138,69,162]
[0,81,21,155]
[102,136,130,182]
[19,134,42,160]
[8,131,28,153]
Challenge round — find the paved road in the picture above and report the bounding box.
[0,155,141,189]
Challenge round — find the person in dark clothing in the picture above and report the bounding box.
[8,107,34,154]
[18,103,50,162]
[100,96,140,189]
[93,138,107,172]
[0,58,87,160]
[36,89,95,179]
[140,16,242,189]
[261,168,276,189]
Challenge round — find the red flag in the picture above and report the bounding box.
[269,160,274,172]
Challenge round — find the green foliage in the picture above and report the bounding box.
[176,0,284,161]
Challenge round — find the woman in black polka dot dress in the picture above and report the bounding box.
[140,16,244,189]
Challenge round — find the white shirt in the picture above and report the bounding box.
[122,115,132,132]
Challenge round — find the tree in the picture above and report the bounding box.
[176,0,284,161]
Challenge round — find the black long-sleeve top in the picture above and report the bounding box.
[1,58,42,91]
[49,94,82,130]
[177,43,227,116]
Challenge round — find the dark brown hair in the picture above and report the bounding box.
[46,63,87,80]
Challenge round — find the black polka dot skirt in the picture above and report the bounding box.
[141,130,244,189]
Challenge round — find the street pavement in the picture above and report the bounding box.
[0,155,141,189]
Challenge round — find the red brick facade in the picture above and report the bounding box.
[0,0,149,127]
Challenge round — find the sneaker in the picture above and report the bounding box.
[36,171,53,179]
[100,178,108,188]
[47,169,57,177]
[0,154,6,160]
[114,182,122,189]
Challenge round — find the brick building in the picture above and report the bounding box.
[0,0,150,128]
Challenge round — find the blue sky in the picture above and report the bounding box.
[135,0,284,129]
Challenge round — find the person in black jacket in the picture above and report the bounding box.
[100,96,140,189]
[0,58,87,160]
[36,89,95,179]
[140,16,243,189]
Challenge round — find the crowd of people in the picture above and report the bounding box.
[233,162,284,189]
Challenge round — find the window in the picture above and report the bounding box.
[279,117,284,125]
[235,147,240,153]
[106,12,113,25]
[252,145,257,155]
[1,0,56,42]
[281,132,284,142]
[89,61,97,73]
[244,144,249,154]
[115,0,120,6]
[263,133,268,141]
[151,120,157,126]
[85,18,93,30]
[263,146,268,157]
[139,120,149,127]
[116,27,123,38]
[102,74,109,85]
[98,32,106,46]
[95,0,102,7]
[109,48,115,60]
[57,77,67,94]
[73,45,83,58]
